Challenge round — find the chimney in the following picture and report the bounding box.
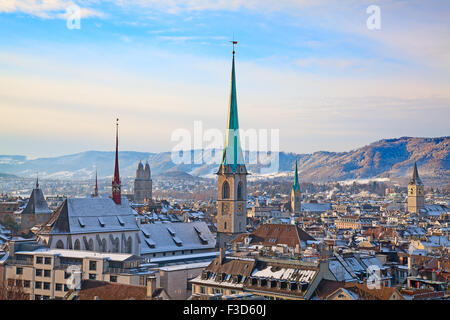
[219,247,226,265]
[147,275,156,299]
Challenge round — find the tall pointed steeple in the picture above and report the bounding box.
[35,173,39,189]
[216,42,248,247]
[112,118,121,204]
[293,157,300,192]
[94,167,99,197]
[410,161,423,185]
[220,43,245,173]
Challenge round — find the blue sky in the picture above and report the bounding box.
[0,0,449,158]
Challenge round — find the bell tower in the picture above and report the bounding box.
[407,162,425,214]
[216,42,247,248]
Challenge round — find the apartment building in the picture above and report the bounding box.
[1,240,149,300]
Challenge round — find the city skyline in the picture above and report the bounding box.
[1,0,449,158]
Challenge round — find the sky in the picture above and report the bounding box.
[0,0,449,158]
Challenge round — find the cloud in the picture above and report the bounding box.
[0,0,105,19]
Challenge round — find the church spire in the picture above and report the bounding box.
[94,167,98,197]
[410,161,423,185]
[35,172,39,189]
[112,118,121,204]
[293,157,300,192]
[220,42,245,172]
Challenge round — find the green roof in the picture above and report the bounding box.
[293,158,300,192]
[221,52,245,173]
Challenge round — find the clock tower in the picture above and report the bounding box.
[407,162,425,214]
[216,43,248,248]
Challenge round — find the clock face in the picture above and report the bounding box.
[222,202,230,215]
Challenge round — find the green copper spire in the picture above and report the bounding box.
[221,44,245,172]
[293,157,300,192]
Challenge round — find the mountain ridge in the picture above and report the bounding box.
[0,136,448,186]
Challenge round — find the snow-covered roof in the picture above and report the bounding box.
[41,197,139,235]
[15,248,138,261]
[140,221,216,254]
[251,266,317,283]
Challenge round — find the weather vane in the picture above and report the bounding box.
[230,40,238,55]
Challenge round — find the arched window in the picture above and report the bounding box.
[88,239,94,251]
[222,181,230,199]
[101,239,107,252]
[112,238,119,253]
[74,239,81,250]
[237,181,243,200]
[126,236,133,254]
[55,240,64,249]
[224,222,227,230]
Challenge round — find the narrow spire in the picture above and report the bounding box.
[293,157,300,192]
[35,172,39,189]
[112,118,121,204]
[94,167,98,197]
[220,41,245,172]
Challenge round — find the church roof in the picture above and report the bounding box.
[21,182,52,215]
[40,197,139,235]
[409,162,423,186]
[220,50,245,173]
[139,221,216,255]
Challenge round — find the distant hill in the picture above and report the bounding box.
[0,137,448,186]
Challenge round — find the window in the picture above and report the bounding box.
[89,274,97,280]
[55,283,63,291]
[35,269,43,277]
[36,257,43,264]
[64,284,69,292]
[89,261,97,271]
[64,272,70,279]
[35,282,42,289]
[74,239,81,250]
[222,181,230,199]
[44,270,51,277]
[35,295,42,300]
[237,182,243,200]
[199,286,205,294]
[110,276,117,283]
[16,267,23,275]
[24,281,30,288]
[44,257,51,265]
[55,240,64,249]
[42,296,50,300]
[43,282,50,290]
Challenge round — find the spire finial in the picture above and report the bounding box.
[36,171,39,189]
[230,39,237,56]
